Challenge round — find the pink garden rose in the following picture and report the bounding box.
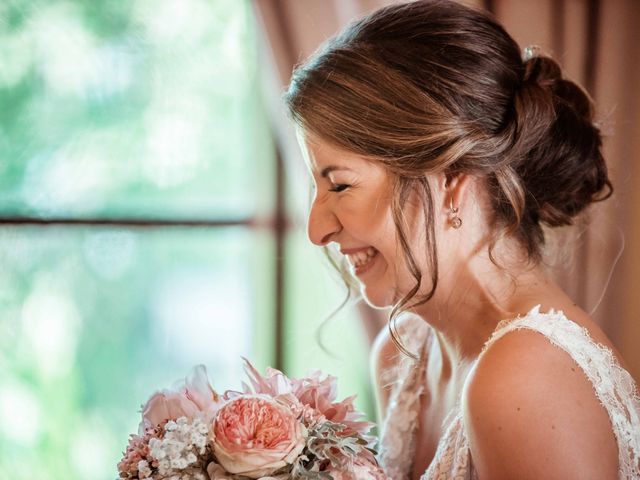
[211,395,307,478]
[140,391,200,433]
[140,365,220,433]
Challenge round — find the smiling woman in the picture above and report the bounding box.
[285,1,640,479]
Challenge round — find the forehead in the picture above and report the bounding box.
[295,128,370,173]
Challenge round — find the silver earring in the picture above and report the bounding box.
[449,199,462,229]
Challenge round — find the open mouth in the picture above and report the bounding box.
[345,247,379,275]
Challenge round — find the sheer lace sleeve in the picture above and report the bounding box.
[377,315,432,480]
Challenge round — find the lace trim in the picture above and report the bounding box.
[482,306,640,479]
[420,409,477,480]
[378,316,431,480]
[379,306,640,480]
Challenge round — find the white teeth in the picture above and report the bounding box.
[346,247,377,268]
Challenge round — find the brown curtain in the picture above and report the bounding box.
[253,0,640,380]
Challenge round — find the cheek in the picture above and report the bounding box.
[388,203,437,292]
[370,212,399,264]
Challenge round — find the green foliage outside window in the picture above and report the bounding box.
[0,0,272,219]
[0,1,373,478]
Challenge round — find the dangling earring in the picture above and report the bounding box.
[449,199,462,229]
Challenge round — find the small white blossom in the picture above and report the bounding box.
[186,452,198,464]
[171,457,188,469]
[137,460,152,478]
[145,415,211,477]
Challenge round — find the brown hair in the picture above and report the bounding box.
[284,0,612,357]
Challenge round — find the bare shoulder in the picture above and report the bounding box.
[370,313,426,423]
[463,328,619,480]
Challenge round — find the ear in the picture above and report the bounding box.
[439,171,473,211]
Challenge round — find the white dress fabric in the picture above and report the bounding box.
[377,306,640,479]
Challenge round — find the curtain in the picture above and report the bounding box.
[253,0,640,380]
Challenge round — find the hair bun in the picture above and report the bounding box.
[523,52,561,85]
[508,53,612,228]
[523,54,592,118]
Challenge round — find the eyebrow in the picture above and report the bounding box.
[320,166,352,178]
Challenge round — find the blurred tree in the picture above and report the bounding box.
[0,1,373,478]
[0,1,276,478]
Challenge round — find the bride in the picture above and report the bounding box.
[284,0,640,478]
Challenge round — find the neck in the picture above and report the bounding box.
[409,250,568,381]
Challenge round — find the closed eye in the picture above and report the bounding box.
[328,184,350,193]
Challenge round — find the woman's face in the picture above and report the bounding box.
[298,131,432,308]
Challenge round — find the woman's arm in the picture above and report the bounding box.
[463,329,619,480]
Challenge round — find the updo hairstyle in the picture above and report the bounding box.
[284,0,612,354]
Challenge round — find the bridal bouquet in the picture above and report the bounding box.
[117,358,388,480]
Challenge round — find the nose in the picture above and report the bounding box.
[307,196,342,246]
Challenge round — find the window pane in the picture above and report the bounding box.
[0,0,273,220]
[0,225,274,480]
[285,230,375,427]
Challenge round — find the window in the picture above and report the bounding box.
[0,1,276,478]
[0,1,373,478]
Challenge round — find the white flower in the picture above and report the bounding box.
[137,460,152,478]
[144,415,211,477]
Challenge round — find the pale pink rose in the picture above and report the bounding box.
[140,391,200,432]
[140,365,220,433]
[210,395,306,478]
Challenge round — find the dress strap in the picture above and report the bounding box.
[480,306,640,478]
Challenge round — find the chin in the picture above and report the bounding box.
[360,284,395,310]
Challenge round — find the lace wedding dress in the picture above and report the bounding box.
[377,306,640,479]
